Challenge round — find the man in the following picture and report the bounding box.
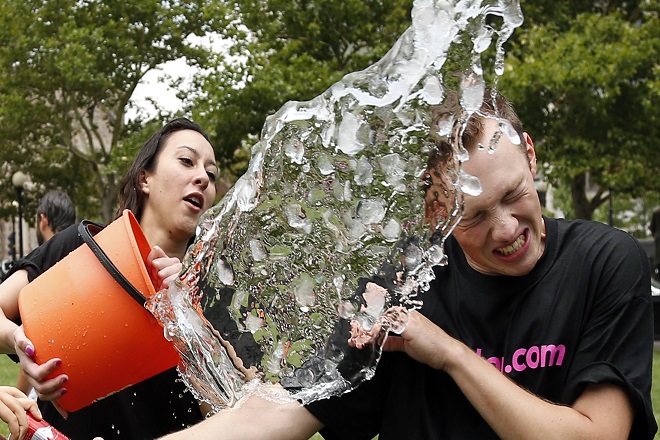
[34,190,76,246]
[157,91,654,439]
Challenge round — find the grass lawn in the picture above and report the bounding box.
[1,352,659,439]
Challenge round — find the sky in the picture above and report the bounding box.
[128,57,195,119]
[128,33,231,120]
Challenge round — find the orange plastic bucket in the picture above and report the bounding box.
[18,210,180,412]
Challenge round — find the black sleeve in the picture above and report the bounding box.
[304,351,395,440]
[6,222,84,282]
[561,232,656,439]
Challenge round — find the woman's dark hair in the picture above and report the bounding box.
[115,117,213,220]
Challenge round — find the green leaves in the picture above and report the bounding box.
[0,0,230,222]
[501,5,659,220]
[1,0,656,230]
[191,0,413,182]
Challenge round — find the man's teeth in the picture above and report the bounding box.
[496,234,525,256]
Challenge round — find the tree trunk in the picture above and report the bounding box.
[98,174,118,225]
[570,172,611,221]
[570,173,591,220]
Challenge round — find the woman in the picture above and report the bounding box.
[0,118,218,439]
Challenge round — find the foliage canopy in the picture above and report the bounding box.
[0,0,229,222]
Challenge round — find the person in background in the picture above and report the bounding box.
[154,91,655,440]
[0,117,218,439]
[14,189,75,398]
[34,190,76,246]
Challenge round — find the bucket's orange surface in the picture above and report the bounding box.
[18,210,180,412]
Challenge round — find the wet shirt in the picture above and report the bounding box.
[306,217,657,439]
[6,222,82,290]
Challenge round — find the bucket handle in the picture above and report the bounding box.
[78,220,147,307]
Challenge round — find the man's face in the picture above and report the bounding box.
[449,118,545,276]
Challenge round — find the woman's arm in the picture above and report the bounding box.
[0,270,28,353]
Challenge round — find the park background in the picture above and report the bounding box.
[0,0,658,438]
[0,0,658,242]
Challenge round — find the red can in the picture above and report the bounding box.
[8,413,70,440]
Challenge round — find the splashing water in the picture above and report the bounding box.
[147,0,523,413]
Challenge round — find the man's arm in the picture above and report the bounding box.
[159,393,323,440]
[384,310,634,440]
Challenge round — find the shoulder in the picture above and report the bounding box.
[13,222,85,281]
[38,222,85,260]
[550,218,650,299]
[552,218,644,257]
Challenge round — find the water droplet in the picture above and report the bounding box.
[150,0,524,413]
[215,257,235,285]
[498,118,520,145]
[356,199,386,225]
[354,156,374,186]
[458,169,482,196]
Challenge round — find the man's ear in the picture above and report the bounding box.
[523,132,537,177]
[38,213,49,230]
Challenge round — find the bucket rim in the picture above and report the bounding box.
[121,209,157,299]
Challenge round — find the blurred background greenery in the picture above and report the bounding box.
[0,0,657,233]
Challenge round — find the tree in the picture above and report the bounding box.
[190,0,413,184]
[0,0,229,222]
[500,1,659,220]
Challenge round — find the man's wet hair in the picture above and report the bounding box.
[462,89,524,154]
[428,88,524,170]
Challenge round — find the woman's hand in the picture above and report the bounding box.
[13,326,68,418]
[0,386,41,440]
[147,246,182,291]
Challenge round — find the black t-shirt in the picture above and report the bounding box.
[306,217,657,439]
[6,223,82,291]
[8,222,203,439]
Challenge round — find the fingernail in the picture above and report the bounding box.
[60,389,67,396]
[54,359,62,367]
[25,345,34,356]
